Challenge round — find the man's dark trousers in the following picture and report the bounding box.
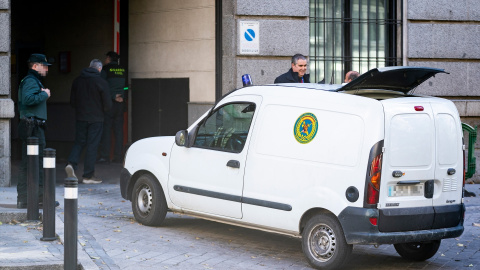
[68,121,103,178]
[100,102,124,161]
[17,120,45,203]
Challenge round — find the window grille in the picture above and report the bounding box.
[309,0,403,84]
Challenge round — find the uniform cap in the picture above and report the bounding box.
[27,54,52,66]
[106,51,120,60]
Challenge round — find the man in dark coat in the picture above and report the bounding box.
[65,59,112,184]
[274,54,310,83]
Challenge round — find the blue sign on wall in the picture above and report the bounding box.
[239,21,259,54]
[244,29,255,41]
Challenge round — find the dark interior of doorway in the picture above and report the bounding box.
[131,78,189,142]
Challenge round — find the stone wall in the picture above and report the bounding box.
[223,0,309,92]
[129,0,216,126]
[0,0,11,187]
[407,0,480,183]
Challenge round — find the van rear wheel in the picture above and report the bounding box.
[394,240,441,261]
[302,214,352,269]
[131,173,168,226]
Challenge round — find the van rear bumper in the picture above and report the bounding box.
[338,205,465,245]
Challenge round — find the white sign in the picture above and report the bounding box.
[239,21,259,55]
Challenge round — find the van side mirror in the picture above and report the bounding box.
[175,130,188,146]
[175,125,198,148]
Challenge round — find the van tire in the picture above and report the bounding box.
[131,174,168,226]
[302,214,352,269]
[394,240,441,261]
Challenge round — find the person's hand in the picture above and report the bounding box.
[42,88,51,98]
[115,94,123,102]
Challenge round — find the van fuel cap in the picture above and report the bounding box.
[345,186,359,202]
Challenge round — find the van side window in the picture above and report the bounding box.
[193,103,256,153]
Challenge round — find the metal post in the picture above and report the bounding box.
[64,177,78,270]
[41,148,56,241]
[26,137,39,221]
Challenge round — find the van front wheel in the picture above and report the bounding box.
[394,240,441,261]
[302,214,352,269]
[131,173,168,226]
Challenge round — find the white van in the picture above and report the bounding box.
[120,66,465,269]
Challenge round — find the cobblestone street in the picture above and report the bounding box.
[73,184,480,269]
[1,183,479,269]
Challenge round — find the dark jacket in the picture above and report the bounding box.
[101,61,127,99]
[18,69,49,120]
[70,67,112,122]
[274,68,310,84]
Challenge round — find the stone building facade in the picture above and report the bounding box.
[408,0,480,183]
[0,0,479,186]
[0,0,12,187]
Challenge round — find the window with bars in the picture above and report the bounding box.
[309,0,403,84]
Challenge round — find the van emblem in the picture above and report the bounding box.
[294,113,318,144]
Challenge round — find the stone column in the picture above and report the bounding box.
[0,0,13,187]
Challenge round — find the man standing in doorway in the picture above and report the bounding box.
[274,54,310,84]
[65,59,112,184]
[98,51,127,163]
[16,54,51,208]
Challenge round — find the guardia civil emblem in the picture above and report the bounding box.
[293,113,318,144]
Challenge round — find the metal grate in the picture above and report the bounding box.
[309,0,403,84]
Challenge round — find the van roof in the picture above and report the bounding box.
[239,66,449,100]
[257,84,407,100]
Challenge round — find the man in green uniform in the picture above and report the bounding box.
[98,51,127,163]
[17,54,51,208]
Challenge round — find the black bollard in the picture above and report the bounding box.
[26,137,39,221]
[41,148,56,241]
[64,177,78,270]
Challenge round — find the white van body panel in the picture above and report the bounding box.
[239,87,384,232]
[122,137,176,208]
[380,98,436,209]
[430,99,464,206]
[168,95,263,219]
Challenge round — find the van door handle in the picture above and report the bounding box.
[447,168,456,175]
[424,180,434,198]
[227,160,240,168]
[397,180,421,185]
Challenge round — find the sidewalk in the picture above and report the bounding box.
[1,160,479,269]
[0,160,122,270]
[0,185,109,270]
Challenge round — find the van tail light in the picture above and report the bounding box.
[367,153,382,204]
[364,140,384,208]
